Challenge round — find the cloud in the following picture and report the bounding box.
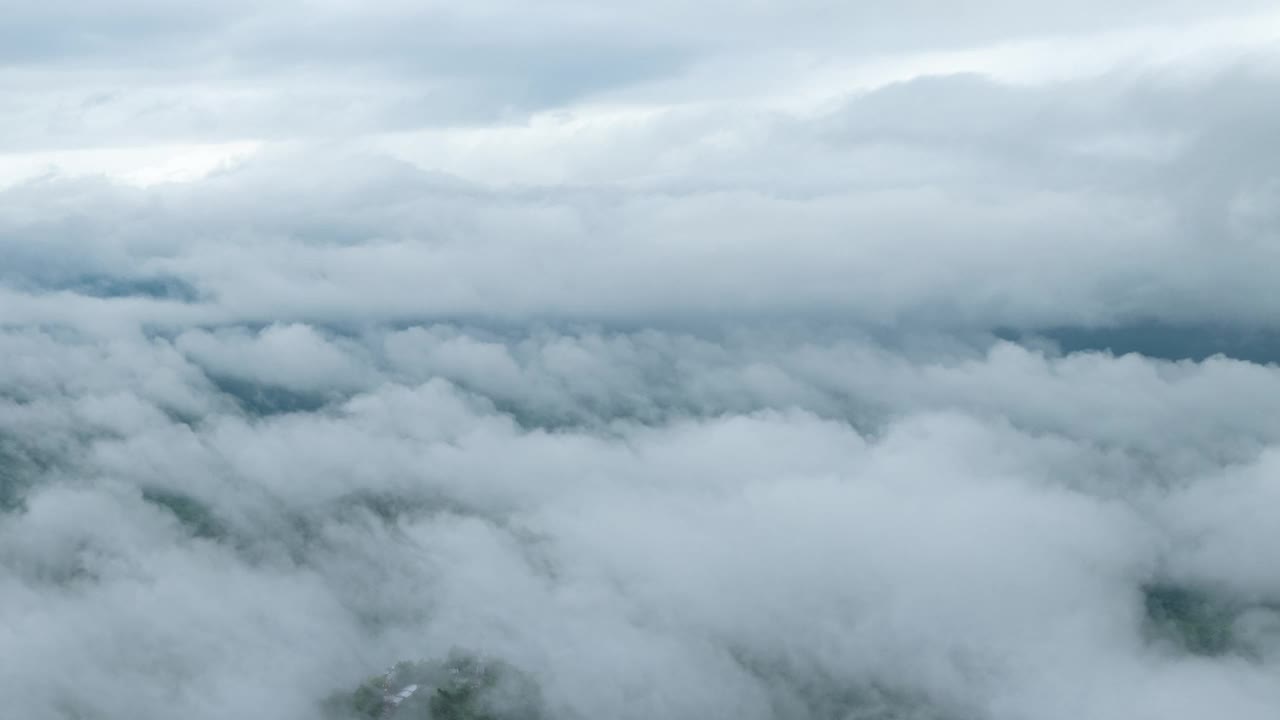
[5,320,1280,718]
[5,63,1280,332]
[2,0,1277,156]
[4,4,1280,719]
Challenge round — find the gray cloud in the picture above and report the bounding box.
[5,321,1280,718]
[4,5,1280,719]
[3,1,1276,148]
[4,60,1280,333]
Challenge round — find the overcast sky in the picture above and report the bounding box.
[2,1,1279,333]
[3,4,1280,720]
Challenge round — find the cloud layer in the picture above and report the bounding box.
[2,3,1279,719]
[4,321,1280,719]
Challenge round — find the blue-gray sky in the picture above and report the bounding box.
[1,1,1278,334]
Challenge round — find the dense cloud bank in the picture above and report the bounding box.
[4,3,1280,719]
[5,55,1280,331]
[3,315,1280,719]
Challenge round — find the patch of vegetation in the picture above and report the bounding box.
[0,457,30,513]
[1142,582,1238,656]
[331,490,475,528]
[730,647,962,720]
[321,673,388,720]
[207,374,331,416]
[64,274,202,303]
[323,651,547,720]
[141,487,227,540]
[334,491,423,525]
[0,434,55,514]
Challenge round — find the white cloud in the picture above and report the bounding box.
[4,4,1280,719]
[5,321,1280,717]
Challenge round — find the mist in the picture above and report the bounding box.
[3,2,1280,719]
